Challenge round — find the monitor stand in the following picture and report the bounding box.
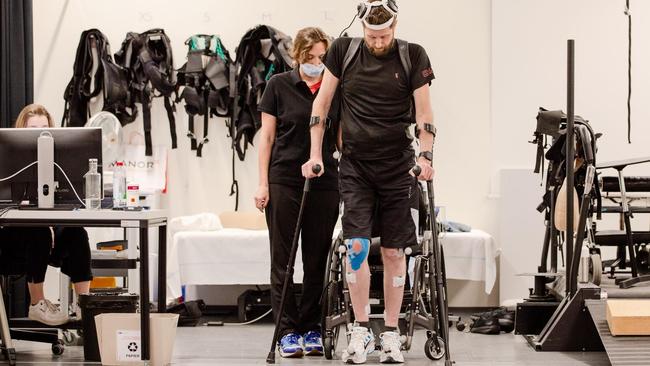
[37,132,55,209]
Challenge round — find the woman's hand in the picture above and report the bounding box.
[302,159,324,178]
[254,185,270,212]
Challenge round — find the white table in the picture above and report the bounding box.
[0,208,167,362]
[170,228,499,295]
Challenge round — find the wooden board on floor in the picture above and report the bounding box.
[607,299,650,336]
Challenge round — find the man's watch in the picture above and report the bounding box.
[418,151,433,162]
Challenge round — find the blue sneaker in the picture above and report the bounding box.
[303,330,324,356]
[278,333,303,358]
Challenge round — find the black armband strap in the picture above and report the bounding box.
[309,116,321,128]
[418,151,433,162]
[423,123,436,137]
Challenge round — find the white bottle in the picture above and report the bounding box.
[112,161,127,208]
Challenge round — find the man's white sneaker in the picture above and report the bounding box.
[379,331,404,363]
[342,326,375,364]
[28,299,69,326]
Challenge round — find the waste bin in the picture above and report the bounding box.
[95,313,179,366]
[78,293,139,361]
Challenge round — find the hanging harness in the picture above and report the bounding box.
[228,25,293,210]
[114,28,177,156]
[177,34,232,157]
[62,29,133,127]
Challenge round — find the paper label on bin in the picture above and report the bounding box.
[116,330,141,362]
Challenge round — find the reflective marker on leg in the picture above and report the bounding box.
[392,275,405,287]
[346,272,357,283]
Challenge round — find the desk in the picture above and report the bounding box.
[0,209,167,361]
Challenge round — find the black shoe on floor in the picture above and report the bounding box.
[470,315,501,335]
[471,307,514,333]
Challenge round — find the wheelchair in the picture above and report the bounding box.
[320,179,454,363]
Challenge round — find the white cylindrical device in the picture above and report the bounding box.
[37,131,55,208]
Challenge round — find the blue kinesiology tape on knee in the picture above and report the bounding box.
[346,237,370,271]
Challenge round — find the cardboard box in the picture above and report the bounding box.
[606,299,650,336]
[95,313,179,365]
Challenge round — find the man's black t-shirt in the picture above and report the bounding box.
[258,68,339,190]
[325,37,435,160]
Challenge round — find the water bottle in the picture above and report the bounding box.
[112,161,127,208]
[84,158,102,210]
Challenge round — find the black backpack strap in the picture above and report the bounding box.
[196,88,210,157]
[396,39,411,87]
[188,115,197,150]
[164,95,177,149]
[342,38,363,80]
[141,88,153,156]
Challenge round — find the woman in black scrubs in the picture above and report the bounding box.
[255,27,340,358]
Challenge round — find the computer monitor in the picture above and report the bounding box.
[0,127,102,206]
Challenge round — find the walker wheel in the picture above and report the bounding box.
[424,336,445,360]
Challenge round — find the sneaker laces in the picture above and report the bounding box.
[380,331,401,354]
[281,333,300,346]
[347,327,369,353]
[43,299,60,313]
[304,330,321,344]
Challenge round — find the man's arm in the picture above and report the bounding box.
[302,68,340,178]
[413,83,435,181]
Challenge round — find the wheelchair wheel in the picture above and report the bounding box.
[322,236,344,360]
[424,336,445,360]
[589,253,602,286]
[322,281,342,360]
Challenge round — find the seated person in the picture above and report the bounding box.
[0,104,93,326]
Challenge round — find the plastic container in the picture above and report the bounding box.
[112,161,127,208]
[78,293,139,361]
[84,158,102,210]
[126,184,139,207]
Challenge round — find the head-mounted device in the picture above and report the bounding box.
[357,0,398,30]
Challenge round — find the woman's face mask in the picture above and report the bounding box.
[300,62,325,78]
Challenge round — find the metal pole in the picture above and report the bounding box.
[566,39,575,296]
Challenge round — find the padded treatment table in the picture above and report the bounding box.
[169,229,499,294]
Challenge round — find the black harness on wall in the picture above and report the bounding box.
[114,28,178,156]
[228,25,293,210]
[62,29,133,128]
[177,34,232,157]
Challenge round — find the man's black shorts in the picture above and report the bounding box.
[339,150,419,248]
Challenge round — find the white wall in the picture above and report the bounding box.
[492,0,650,302]
[32,0,494,234]
[33,1,650,305]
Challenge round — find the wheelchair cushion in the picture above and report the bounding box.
[594,230,650,246]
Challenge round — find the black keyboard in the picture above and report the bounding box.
[17,203,81,211]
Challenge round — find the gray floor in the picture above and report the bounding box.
[2,321,610,365]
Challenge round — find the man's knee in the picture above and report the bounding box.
[382,248,406,287]
[345,237,370,271]
[382,248,405,262]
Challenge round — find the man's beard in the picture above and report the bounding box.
[366,39,395,56]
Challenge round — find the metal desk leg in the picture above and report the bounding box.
[139,222,150,361]
[158,224,167,313]
[0,281,16,365]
